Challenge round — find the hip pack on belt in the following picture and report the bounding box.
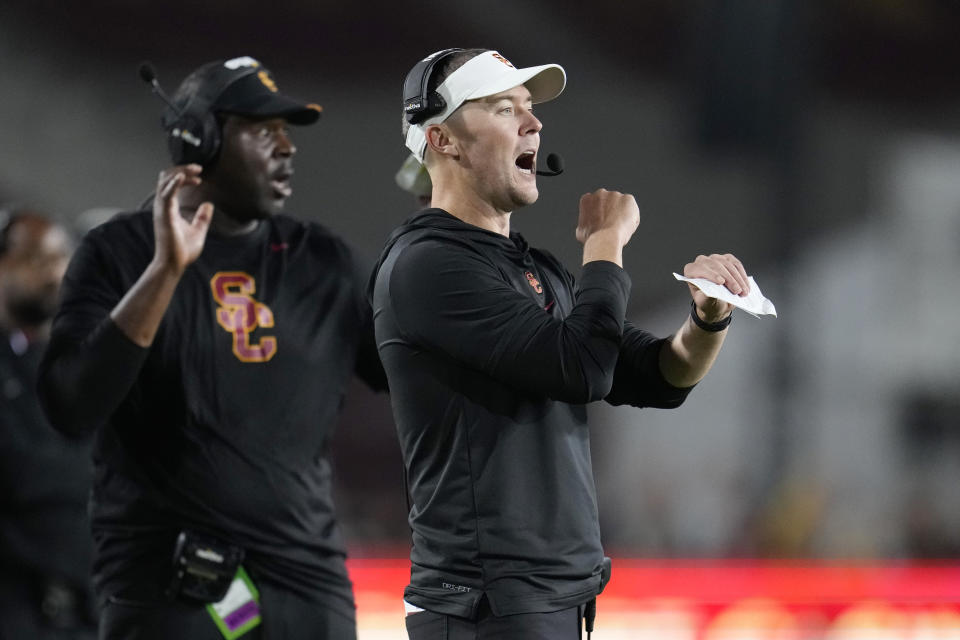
[167,530,244,603]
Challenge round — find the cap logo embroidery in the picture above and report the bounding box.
[491,53,515,68]
[224,56,260,70]
[525,271,543,294]
[257,71,278,93]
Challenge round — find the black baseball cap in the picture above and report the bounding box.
[188,56,322,125]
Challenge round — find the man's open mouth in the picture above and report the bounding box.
[515,151,535,175]
[271,172,293,198]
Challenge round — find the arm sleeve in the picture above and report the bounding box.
[37,233,150,437]
[344,243,387,393]
[388,239,630,404]
[603,321,694,409]
[355,295,388,392]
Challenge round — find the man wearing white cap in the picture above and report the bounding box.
[372,48,752,639]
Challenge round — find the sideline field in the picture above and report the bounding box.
[348,557,960,639]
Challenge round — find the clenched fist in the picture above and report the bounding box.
[577,189,640,267]
[576,189,640,246]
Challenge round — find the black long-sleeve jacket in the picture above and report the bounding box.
[371,209,691,618]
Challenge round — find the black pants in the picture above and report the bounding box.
[405,598,583,640]
[99,579,356,640]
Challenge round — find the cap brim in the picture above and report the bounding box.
[466,64,566,105]
[221,93,322,125]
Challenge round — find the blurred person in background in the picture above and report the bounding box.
[37,56,385,639]
[395,153,433,209]
[373,47,756,639]
[0,207,96,639]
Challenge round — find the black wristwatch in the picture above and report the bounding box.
[690,301,732,332]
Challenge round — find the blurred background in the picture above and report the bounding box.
[2,0,959,635]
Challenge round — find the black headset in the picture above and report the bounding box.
[402,48,465,125]
[143,62,260,166]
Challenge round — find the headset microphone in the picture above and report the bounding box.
[138,59,239,164]
[138,62,182,116]
[536,153,564,177]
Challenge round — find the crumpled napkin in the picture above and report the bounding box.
[673,273,777,318]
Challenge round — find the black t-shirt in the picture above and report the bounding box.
[371,209,691,618]
[39,210,385,609]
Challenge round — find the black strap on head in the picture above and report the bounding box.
[403,48,465,124]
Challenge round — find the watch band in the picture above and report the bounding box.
[690,301,732,332]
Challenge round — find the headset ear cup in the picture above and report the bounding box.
[166,113,199,165]
[197,111,222,167]
[166,112,220,166]
[427,93,447,118]
[166,122,187,165]
[403,48,463,124]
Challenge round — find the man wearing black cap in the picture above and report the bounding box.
[39,56,385,639]
[373,48,755,639]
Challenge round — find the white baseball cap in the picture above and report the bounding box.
[405,50,566,163]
